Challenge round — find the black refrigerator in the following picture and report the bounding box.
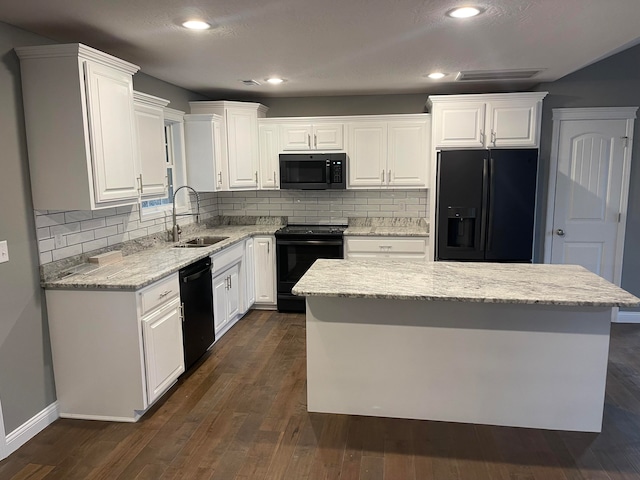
[436,149,538,262]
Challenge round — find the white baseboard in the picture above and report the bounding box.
[3,402,58,459]
[616,311,640,323]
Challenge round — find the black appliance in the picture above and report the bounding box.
[279,153,346,190]
[436,149,538,262]
[179,257,215,369]
[275,225,346,312]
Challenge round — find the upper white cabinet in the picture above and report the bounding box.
[184,114,225,191]
[16,43,141,210]
[189,101,268,190]
[347,115,430,189]
[280,122,344,150]
[258,122,280,189]
[428,92,547,148]
[133,91,170,198]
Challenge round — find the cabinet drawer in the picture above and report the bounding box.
[139,273,180,316]
[212,242,244,274]
[346,237,427,254]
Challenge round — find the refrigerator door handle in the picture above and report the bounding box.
[486,156,496,252]
[479,156,489,253]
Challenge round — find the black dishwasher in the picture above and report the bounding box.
[179,257,215,370]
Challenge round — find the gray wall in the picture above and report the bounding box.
[0,20,210,435]
[0,22,56,435]
[535,43,640,311]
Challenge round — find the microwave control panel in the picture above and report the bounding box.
[331,160,343,184]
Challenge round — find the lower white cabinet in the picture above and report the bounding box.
[213,264,241,335]
[141,297,185,404]
[345,236,428,260]
[44,273,185,422]
[253,236,276,306]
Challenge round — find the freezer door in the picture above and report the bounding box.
[436,150,487,260]
[485,149,538,261]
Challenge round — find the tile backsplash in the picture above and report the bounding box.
[217,189,428,225]
[35,189,427,265]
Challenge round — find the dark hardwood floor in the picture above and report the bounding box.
[2,310,640,479]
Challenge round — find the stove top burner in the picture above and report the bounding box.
[276,224,347,236]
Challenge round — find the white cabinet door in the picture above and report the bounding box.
[141,298,185,404]
[185,114,225,191]
[313,123,344,150]
[213,272,229,334]
[84,61,140,204]
[227,264,241,320]
[258,123,280,189]
[387,120,429,187]
[432,102,486,148]
[254,236,276,304]
[281,124,313,150]
[348,122,387,187]
[134,96,168,198]
[487,101,539,147]
[244,238,256,312]
[227,109,259,189]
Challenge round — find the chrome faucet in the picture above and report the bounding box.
[171,185,200,242]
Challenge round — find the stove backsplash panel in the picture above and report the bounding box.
[217,189,428,225]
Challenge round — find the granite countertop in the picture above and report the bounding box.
[43,225,281,291]
[344,225,428,236]
[292,259,640,307]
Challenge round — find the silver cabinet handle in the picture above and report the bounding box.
[556,229,565,237]
[267,242,270,254]
[229,276,232,289]
[314,134,317,148]
[158,290,172,298]
[388,170,391,183]
[480,130,485,145]
[218,171,222,185]
[137,174,144,194]
[273,171,276,183]
[165,175,169,193]
[255,171,258,183]
[308,134,311,148]
[491,130,497,147]
[382,170,385,182]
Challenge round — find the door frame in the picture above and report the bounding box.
[543,107,637,287]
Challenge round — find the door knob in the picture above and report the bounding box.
[556,229,565,237]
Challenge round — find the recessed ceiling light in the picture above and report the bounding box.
[182,20,211,30]
[428,72,447,79]
[266,77,285,85]
[446,6,484,18]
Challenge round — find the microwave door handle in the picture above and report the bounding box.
[326,162,331,187]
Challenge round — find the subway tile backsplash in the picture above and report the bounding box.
[34,189,427,264]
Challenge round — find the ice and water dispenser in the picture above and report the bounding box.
[446,207,477,248]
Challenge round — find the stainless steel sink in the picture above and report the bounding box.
[173,236,229,248]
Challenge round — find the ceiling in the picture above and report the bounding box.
[2,0,640,98]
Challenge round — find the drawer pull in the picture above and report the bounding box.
[158,290,172,298]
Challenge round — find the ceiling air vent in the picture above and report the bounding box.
[455,69,543,81]
[241,79,261,86]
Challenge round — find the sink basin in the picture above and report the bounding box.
[174,236,229,248]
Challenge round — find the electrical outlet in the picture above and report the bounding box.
[0,240,8,264]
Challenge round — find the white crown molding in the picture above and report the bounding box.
[133,91,170,108]
[189,100,269,114]
[163,107,185,123]
[426,91,548,109]
[258,113,431,123]
[15,43,139,75]
[552,107,638,121]
[183,113,223,122]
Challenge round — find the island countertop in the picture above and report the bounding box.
[292,259,640,307]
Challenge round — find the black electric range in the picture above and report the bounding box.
[275,224,346,312]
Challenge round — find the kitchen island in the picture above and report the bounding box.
[292,260,640,432]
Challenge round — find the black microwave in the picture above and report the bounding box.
[279,153,346,190]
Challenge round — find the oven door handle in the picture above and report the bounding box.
[277,240,344,246]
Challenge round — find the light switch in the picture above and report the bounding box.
[0,240,8,264]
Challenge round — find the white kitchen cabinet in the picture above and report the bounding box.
[280,122,344,150]
[213,264,241,335]
[44,273,184,421]
[253,236,276,307]
[258,122,280,189]
[428,92,547,148]
[133,91,170,198]
[345,236,428,260]
[16,43,141,211]
[243,238,256,312]
[141,297,184,404]
[189,101,268,191]
[184,114,225,191]
[347,115,430,189]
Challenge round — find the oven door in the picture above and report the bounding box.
[276,238,343,311]
[280,155,330,190]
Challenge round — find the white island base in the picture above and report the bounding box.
[305,296,611,432]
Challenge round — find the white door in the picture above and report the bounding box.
[547,109,636,285]
[387,120,429,187]
[312,123,344,150]
[254,236,275,304]
[281,124,312,150]
[213,272,228,334]
[433,102,486,148]
[134,102,167,197]
[226,109,258,189]
[227,265,241,319]
[487,100,539,148]
[258,123,279,189]
[347,122,387,187]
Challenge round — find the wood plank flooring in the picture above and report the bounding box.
[2,311,640,479]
